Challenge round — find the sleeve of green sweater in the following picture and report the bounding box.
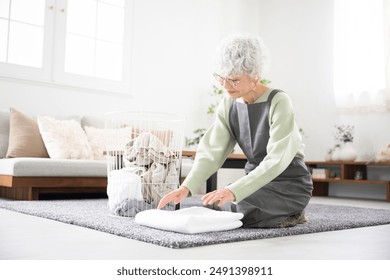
[181,96,236,195]
[225,92,304,202]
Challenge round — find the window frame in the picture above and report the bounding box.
[0,0,133,95]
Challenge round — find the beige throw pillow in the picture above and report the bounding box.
[0,110,10,158]
[38,116,93,160]
[84,126,132,160]
[6,108,49,158]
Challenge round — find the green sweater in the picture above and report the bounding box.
[182,88,305,203]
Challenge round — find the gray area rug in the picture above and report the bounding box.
[1,197,390,249]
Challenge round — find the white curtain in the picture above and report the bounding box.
[333,0,389,113]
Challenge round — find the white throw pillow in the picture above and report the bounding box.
[84,126,132,160]
[37,116,93,159]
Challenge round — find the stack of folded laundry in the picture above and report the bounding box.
[135,206,244,234]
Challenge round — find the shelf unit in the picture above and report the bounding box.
[305,161,390,202]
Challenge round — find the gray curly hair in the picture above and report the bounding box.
[215,33,270,78]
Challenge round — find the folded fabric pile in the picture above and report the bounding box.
[135,206,244,234]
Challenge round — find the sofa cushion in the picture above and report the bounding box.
[84,126,132,160]
[0,110,10,158]
[81,115,105,129]
[0,158,107,177]
[38,116,94,160]
[6,108,49,158]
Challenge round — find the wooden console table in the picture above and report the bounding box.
[182,151,390,202]
[306,161,390,202]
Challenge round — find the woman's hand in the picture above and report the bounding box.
[157,186,190,209]
[201,188,235,207]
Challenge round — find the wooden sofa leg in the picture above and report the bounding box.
[18,187,39,200]
[0,187,39,200]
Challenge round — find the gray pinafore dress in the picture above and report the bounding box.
[221,89,313,228]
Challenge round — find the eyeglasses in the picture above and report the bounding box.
[213,73,241,88]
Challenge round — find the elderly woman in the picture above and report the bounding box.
[158,33,313,228]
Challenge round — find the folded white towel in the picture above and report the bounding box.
[135,206,244,234]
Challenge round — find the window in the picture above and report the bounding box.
[0,0,132,94]
[333,0,389,113]
[0,0,46,68]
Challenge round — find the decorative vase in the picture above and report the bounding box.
[331,146,341,161]
[340,142,358,161]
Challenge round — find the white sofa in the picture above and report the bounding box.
[0,109,107,200]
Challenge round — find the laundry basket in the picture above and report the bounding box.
[105,111,185,217]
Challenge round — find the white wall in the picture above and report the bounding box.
[256,0,338,160]
[130,0,262,137]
